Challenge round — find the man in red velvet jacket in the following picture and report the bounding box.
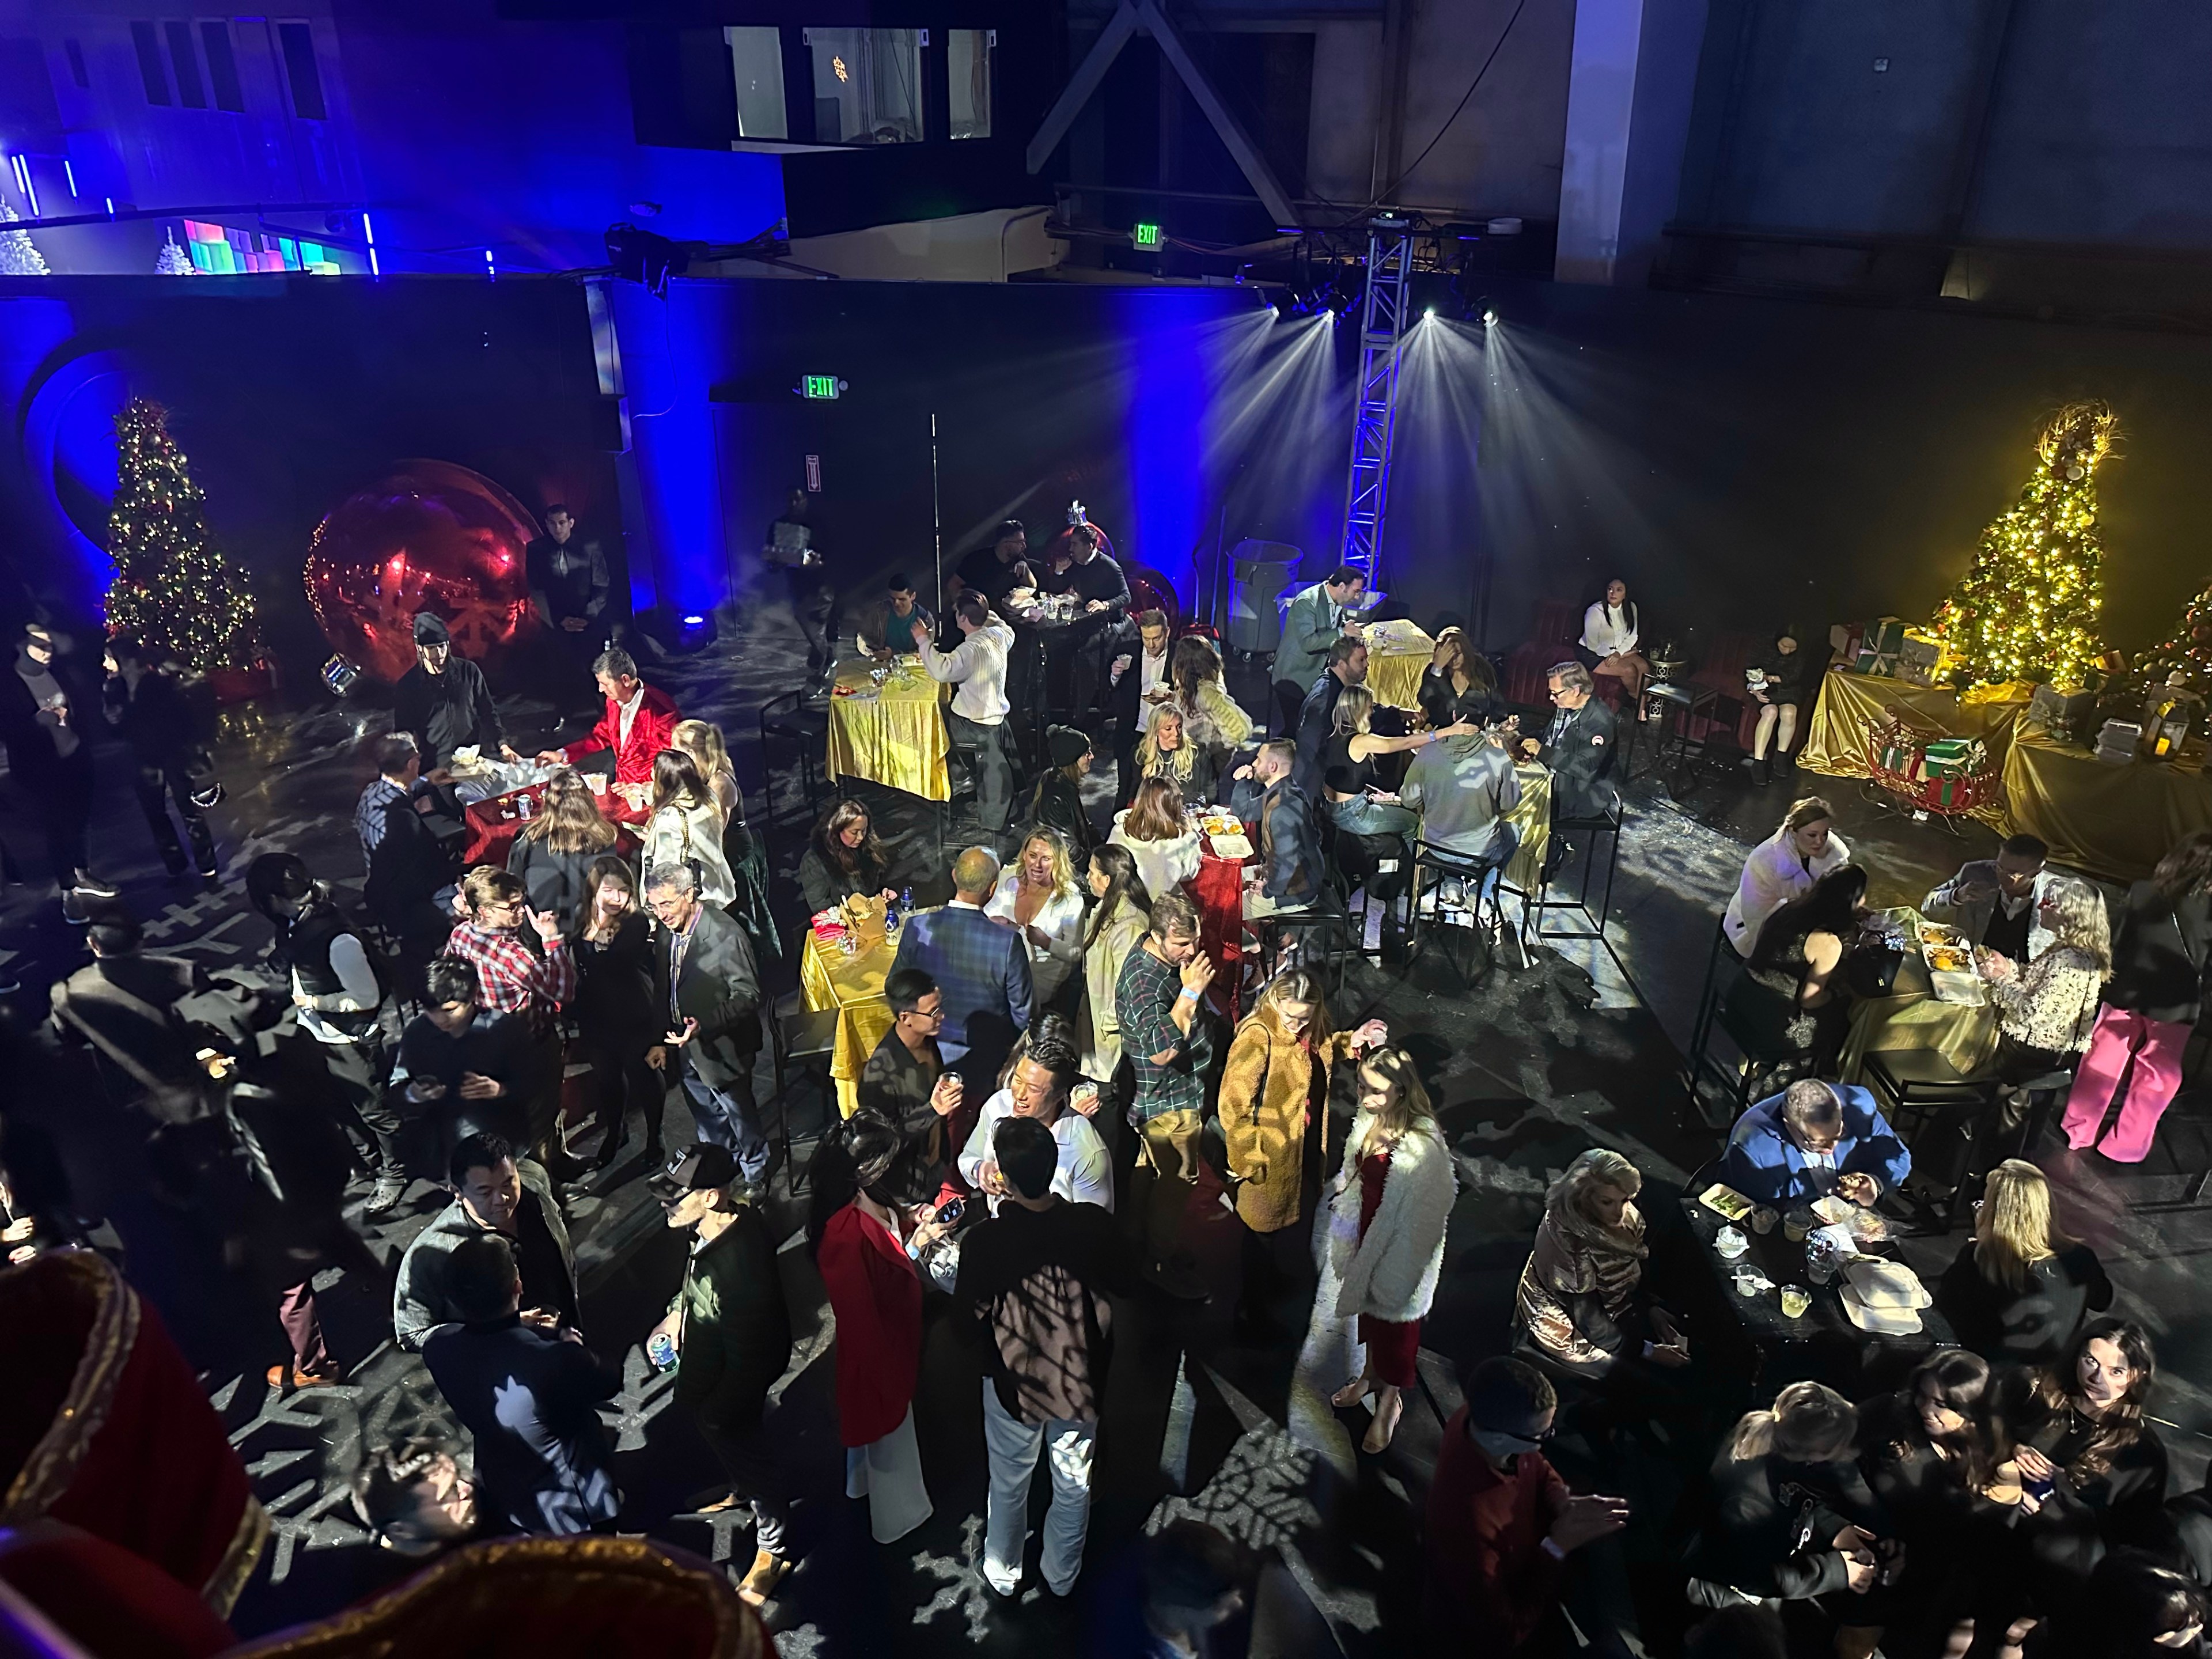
[535,646,679,786]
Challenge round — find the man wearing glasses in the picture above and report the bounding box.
[1519,660,1619,823]
[645,862,769,1193]
[854,967,967,1207]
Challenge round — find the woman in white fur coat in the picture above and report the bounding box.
[1315,1046,1457,1452]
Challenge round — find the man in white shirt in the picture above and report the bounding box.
[1110,609,1173,807]
[923,592,1016,834]
[957,1029,1112,1213]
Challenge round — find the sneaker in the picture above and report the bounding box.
[738,1550,793,1607]
[71,876,119,899]
[1437,875,1469,911]
[60,889,89,925]
[365,1174,410,1215]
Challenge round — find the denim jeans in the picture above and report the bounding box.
[981,1380,1096,1596]
[676,1049,769,1184]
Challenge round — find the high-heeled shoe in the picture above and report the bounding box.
[1362,1387,1404,1453]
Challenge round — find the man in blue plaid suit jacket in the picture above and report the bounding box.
[890,846,1033,1086]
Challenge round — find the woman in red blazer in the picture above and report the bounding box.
[810,1116,948,1543]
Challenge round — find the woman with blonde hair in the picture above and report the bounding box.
[643,748,734,908]
[1134,703,1218,803]
[1722,796,1851,953]
[1322,684,1469,842]
[506,767,618,930]
[671,717,777,960]
[1109,775,1202,902]
[983,827,1087,1006]
[1169,634,1255,751]
[1937,1157,2112,1366]
[1688,1381,1891,1611]
[1219,969,1387,1335]
[1514,1147,1690,1378]
[1312,1045,1455,1452]
[1981,874,2111,1080]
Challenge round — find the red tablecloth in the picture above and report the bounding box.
[461,782,643,867]
[1192,842,1249,1023]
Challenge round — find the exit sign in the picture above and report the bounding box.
[802,374,841,400]
[1131,222,1162,249]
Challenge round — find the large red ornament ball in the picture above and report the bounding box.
[304,460,541,683]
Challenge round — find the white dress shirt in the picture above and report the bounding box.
[1133,646,1170,734]
[957,1090,1113,1214]
[922,619,1012,725]
[615,683,646,748]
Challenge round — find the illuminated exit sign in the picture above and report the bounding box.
[1131,222,1162,249]
[801,374,842,400]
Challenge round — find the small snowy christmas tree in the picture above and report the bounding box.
[155,229,195,275]
[0,201,48,276]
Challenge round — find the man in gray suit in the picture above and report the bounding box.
[645,862,768,1190]
[1271,566,1368,739]
[1923,834,2051,963]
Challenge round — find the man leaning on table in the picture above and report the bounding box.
[1922,834,2053,964]
[535,646,679,786]
[1721,1079,1911,1209]
[922,593,1017,836]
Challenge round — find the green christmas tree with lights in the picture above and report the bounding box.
[2134,578,2212,692]
[1935,400,2116,691]
[103,399,260,673]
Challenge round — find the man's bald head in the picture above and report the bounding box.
[952,846,1001,900]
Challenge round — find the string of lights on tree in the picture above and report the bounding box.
[103,398,262,673]
[2133,579,2212,691]
[1934,400,2116,691]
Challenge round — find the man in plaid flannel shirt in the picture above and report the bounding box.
[1114,891,1216,1300]
[444,871,573,1162]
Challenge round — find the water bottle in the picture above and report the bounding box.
[900,887,914,922]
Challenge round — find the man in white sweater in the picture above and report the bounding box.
[923,592,1016,835]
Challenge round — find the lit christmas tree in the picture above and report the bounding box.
[103,399,260,673]
[0,200,48,276]
[154,230,194,275]
[2134,579,2212,692]
[1934,400,2117,690]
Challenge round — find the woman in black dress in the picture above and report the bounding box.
[798,800,896,916]
[1732,862,1867,1071]
[571,855,664,1180]
[1937,1158,2112,1368]
[1742,626,1827,786]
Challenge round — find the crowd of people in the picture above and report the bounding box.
[10,543,2212,1659]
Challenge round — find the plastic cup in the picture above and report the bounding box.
[1783,1209,1815,1243]
[1733,1267,1766,1298]
[1749,1207,1778,1236]
[1781,1286,1811,1319]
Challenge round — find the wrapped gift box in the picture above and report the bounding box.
[1895,660,1937,687]
[1923,774,1969,808]
[1876,738,1919,777]
[1899,633,1941,669]
[1920,737,1983,777]
[1852,616,1907,677]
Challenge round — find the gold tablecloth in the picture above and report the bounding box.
[1838,909,1999,1087]
[2001,734,2212,885]
[1362,618,1435,713]
[824,657,950,802]
[799,924,901,1118]
[1798,670,2034,784]
[1412,760,1550,898]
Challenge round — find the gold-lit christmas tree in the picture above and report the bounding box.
[103,399,259,673]
[2134,579,2212,693]
[1934,401,2117,691]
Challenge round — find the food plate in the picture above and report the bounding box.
[1207,832,1253,861]
[1698,1183,1755,1222]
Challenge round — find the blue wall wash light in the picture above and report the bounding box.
[1118,288,1225,600]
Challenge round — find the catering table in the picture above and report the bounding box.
[1797,669,2033,793]
[461,778,645,867]
[2000,733,2212,885]
[798,921,902,1119]
[824,656,950,802]
[1360,618,1435,713]
[1838,907,2000,1087]
[1681,1191,1955,1395]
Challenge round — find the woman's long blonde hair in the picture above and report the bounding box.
[1331,684,1376,738]
[2042,875,2113,978]
[1550,1147,1643,1233]
[1137,704,1200,786]
[671,719,733,789]
[522,768,618,853]
[1013,828,1077,902]
[1729,1381,1857,1464]
[1251,965,1335,1053]
[1124,775,1190,842]
[649,748,711,818]
[1975,1158,2069,1293]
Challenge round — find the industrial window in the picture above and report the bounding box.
[724,25,787,141]
[804,28,922,145]
[165,21,206,107]
[948,29,993,140]
[63,39,88,90]
[201,22,245,112]
[130,21,170,104]
[277,21,325,119]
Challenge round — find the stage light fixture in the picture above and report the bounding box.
[1131,221,1163,250]
[1482,305,1499,327]
[1424,306,1437,319]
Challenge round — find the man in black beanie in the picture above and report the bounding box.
[393,612,517,777]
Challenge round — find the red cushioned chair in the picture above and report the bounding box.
[1505,600,1583,707]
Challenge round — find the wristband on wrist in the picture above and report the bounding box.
[1177,986,1200,1002]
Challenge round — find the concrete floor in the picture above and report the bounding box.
[5,613,2210,1657]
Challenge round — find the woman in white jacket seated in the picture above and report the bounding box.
[1108,777,1203,903]
[1721,794,1850,955]
[1578,577,1650,700]
[1312,1046,1457,1453]
[984,828,1089,1009]
[643,749,735,908]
